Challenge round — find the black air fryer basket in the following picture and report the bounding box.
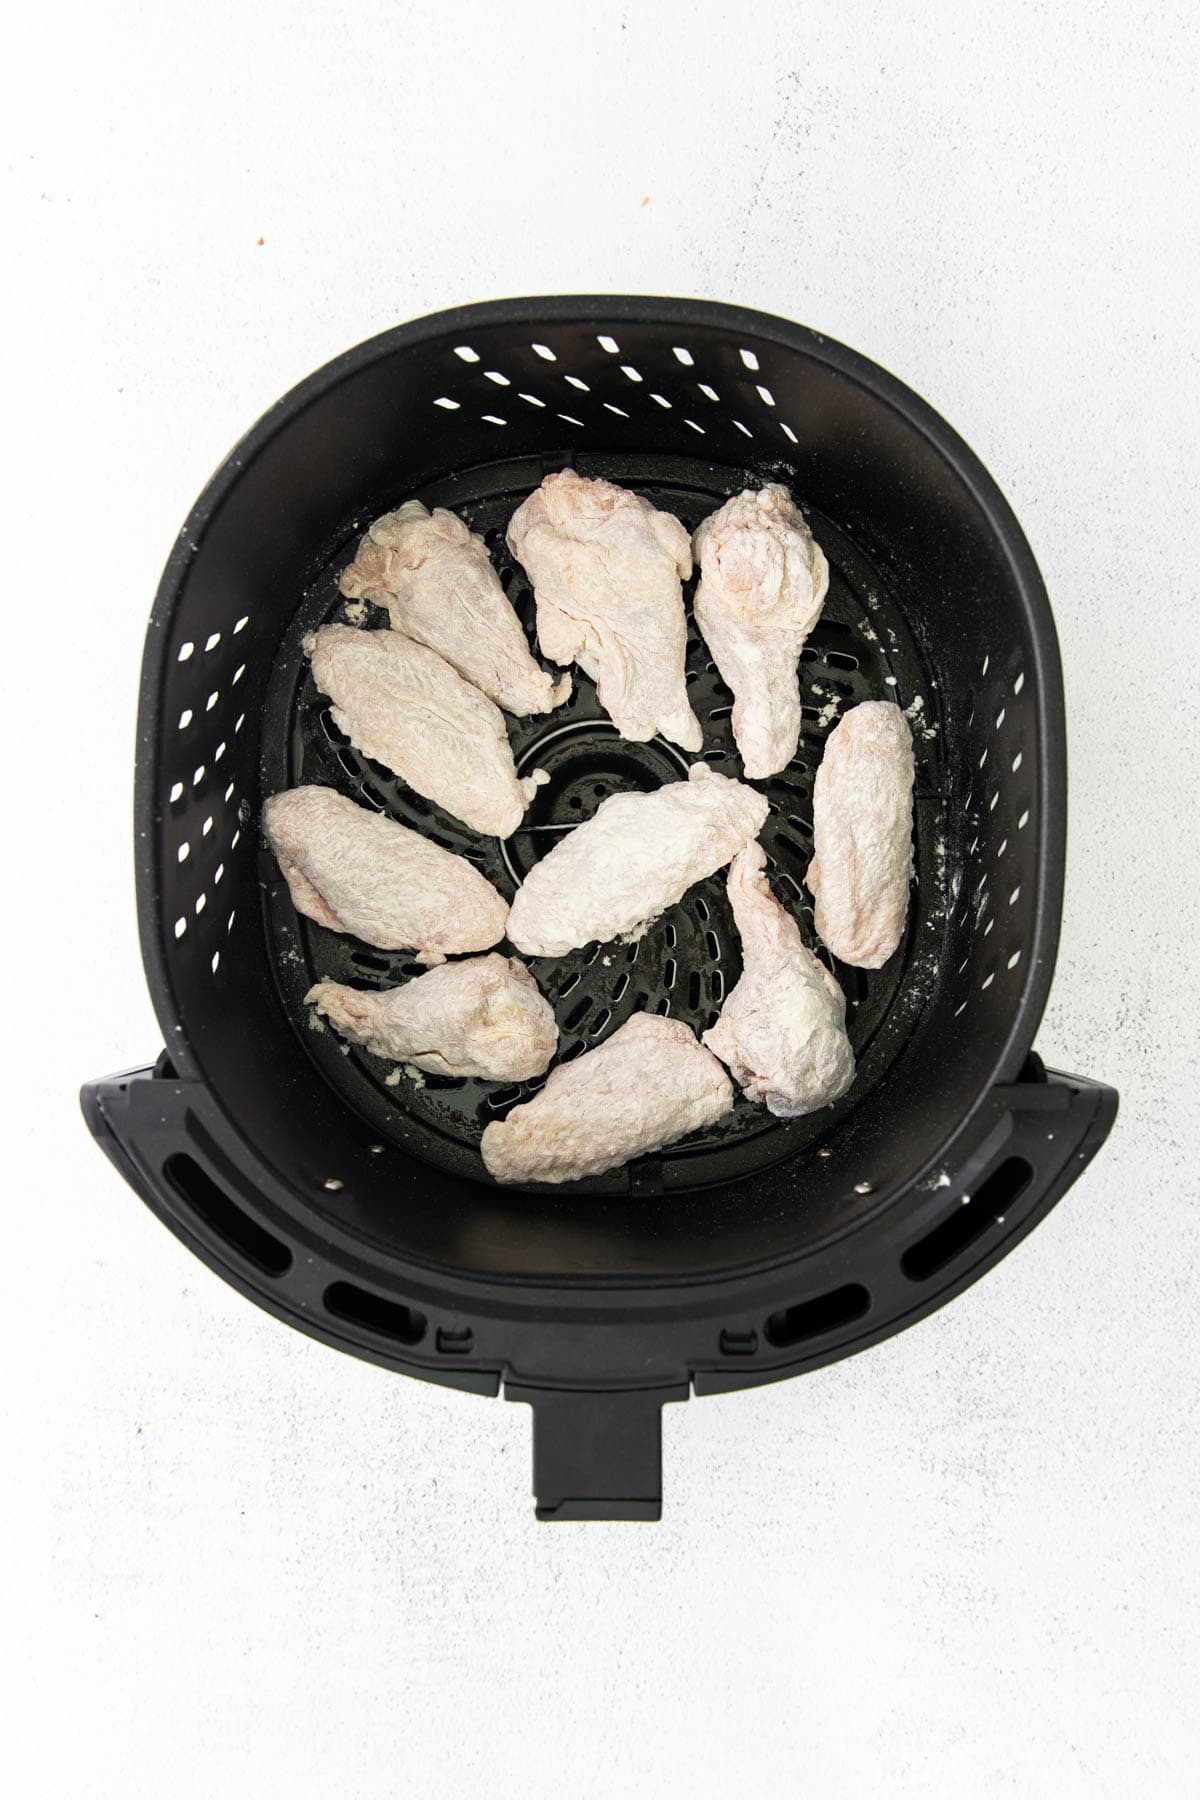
[83,297,1116,1518]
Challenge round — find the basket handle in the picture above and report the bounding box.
[505,1382,689,1522]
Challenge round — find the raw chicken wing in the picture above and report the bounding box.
[703,844,854,1116]
[506,470,702,750]
[339,500,570,716]
[506,763,768,957]
[481,1012,733,1184]
[305,624,546,838]
[263,786,507,961]
[693,484,829,778]
[806,700,915,967]
[307,955,557,1081]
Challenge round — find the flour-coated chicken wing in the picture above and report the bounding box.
[304,624,545,838]
[806,700,915,968]
[693,484,829,778]
[703,843,854,1116]
[481,1012,733,1184]
[262,785,507,961]
[307,954,557,1081]
[506,470,701,750]
[505,763,768,957]
[339,500,570,717]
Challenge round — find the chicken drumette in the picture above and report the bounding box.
[703,843,854,1116]
[692,484,829,779]
[307,954,558,1082]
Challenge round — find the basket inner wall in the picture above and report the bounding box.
[143,310,1049,1280]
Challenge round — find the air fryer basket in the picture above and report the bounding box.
[83,297,1116,1519]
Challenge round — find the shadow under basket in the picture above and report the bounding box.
[82,296,1116,1519]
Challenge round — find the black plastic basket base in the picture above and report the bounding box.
[82,1053,1115,1518]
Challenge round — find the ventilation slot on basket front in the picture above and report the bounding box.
[164,1154,293,1276]
[764,1283,870,1347]
[901,1157,1035,1281]
[324,1281,427,1346]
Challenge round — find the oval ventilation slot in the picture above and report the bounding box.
[323,1281,427,1345]
[164,1154,292,1276]
[901,1157,1035,1281]
[764,1282,870,1347]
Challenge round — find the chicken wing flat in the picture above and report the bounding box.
[703,843,854,1116]
[263,786,507,961]
[693,484,829,778]
[481,1012,733,1184]
[339,500,570,717]
[506,470,702,750]
[505,763,769,957]
[304,624,545,838]
[306,954,557,1081]
[806,700,915,968]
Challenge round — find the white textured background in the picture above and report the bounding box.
[6,2,1199,1795]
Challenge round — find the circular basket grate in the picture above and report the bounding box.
[260,451,949,1195]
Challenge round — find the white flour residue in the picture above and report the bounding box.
[386,1063,427,1088]
[808,681,841,727]
[904,693,939,742]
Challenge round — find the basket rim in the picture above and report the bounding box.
[133,294,1067,1278]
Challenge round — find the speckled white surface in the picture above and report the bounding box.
[7,3,1200,1794]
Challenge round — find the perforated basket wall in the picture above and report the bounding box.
[135,296,1064,1281]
